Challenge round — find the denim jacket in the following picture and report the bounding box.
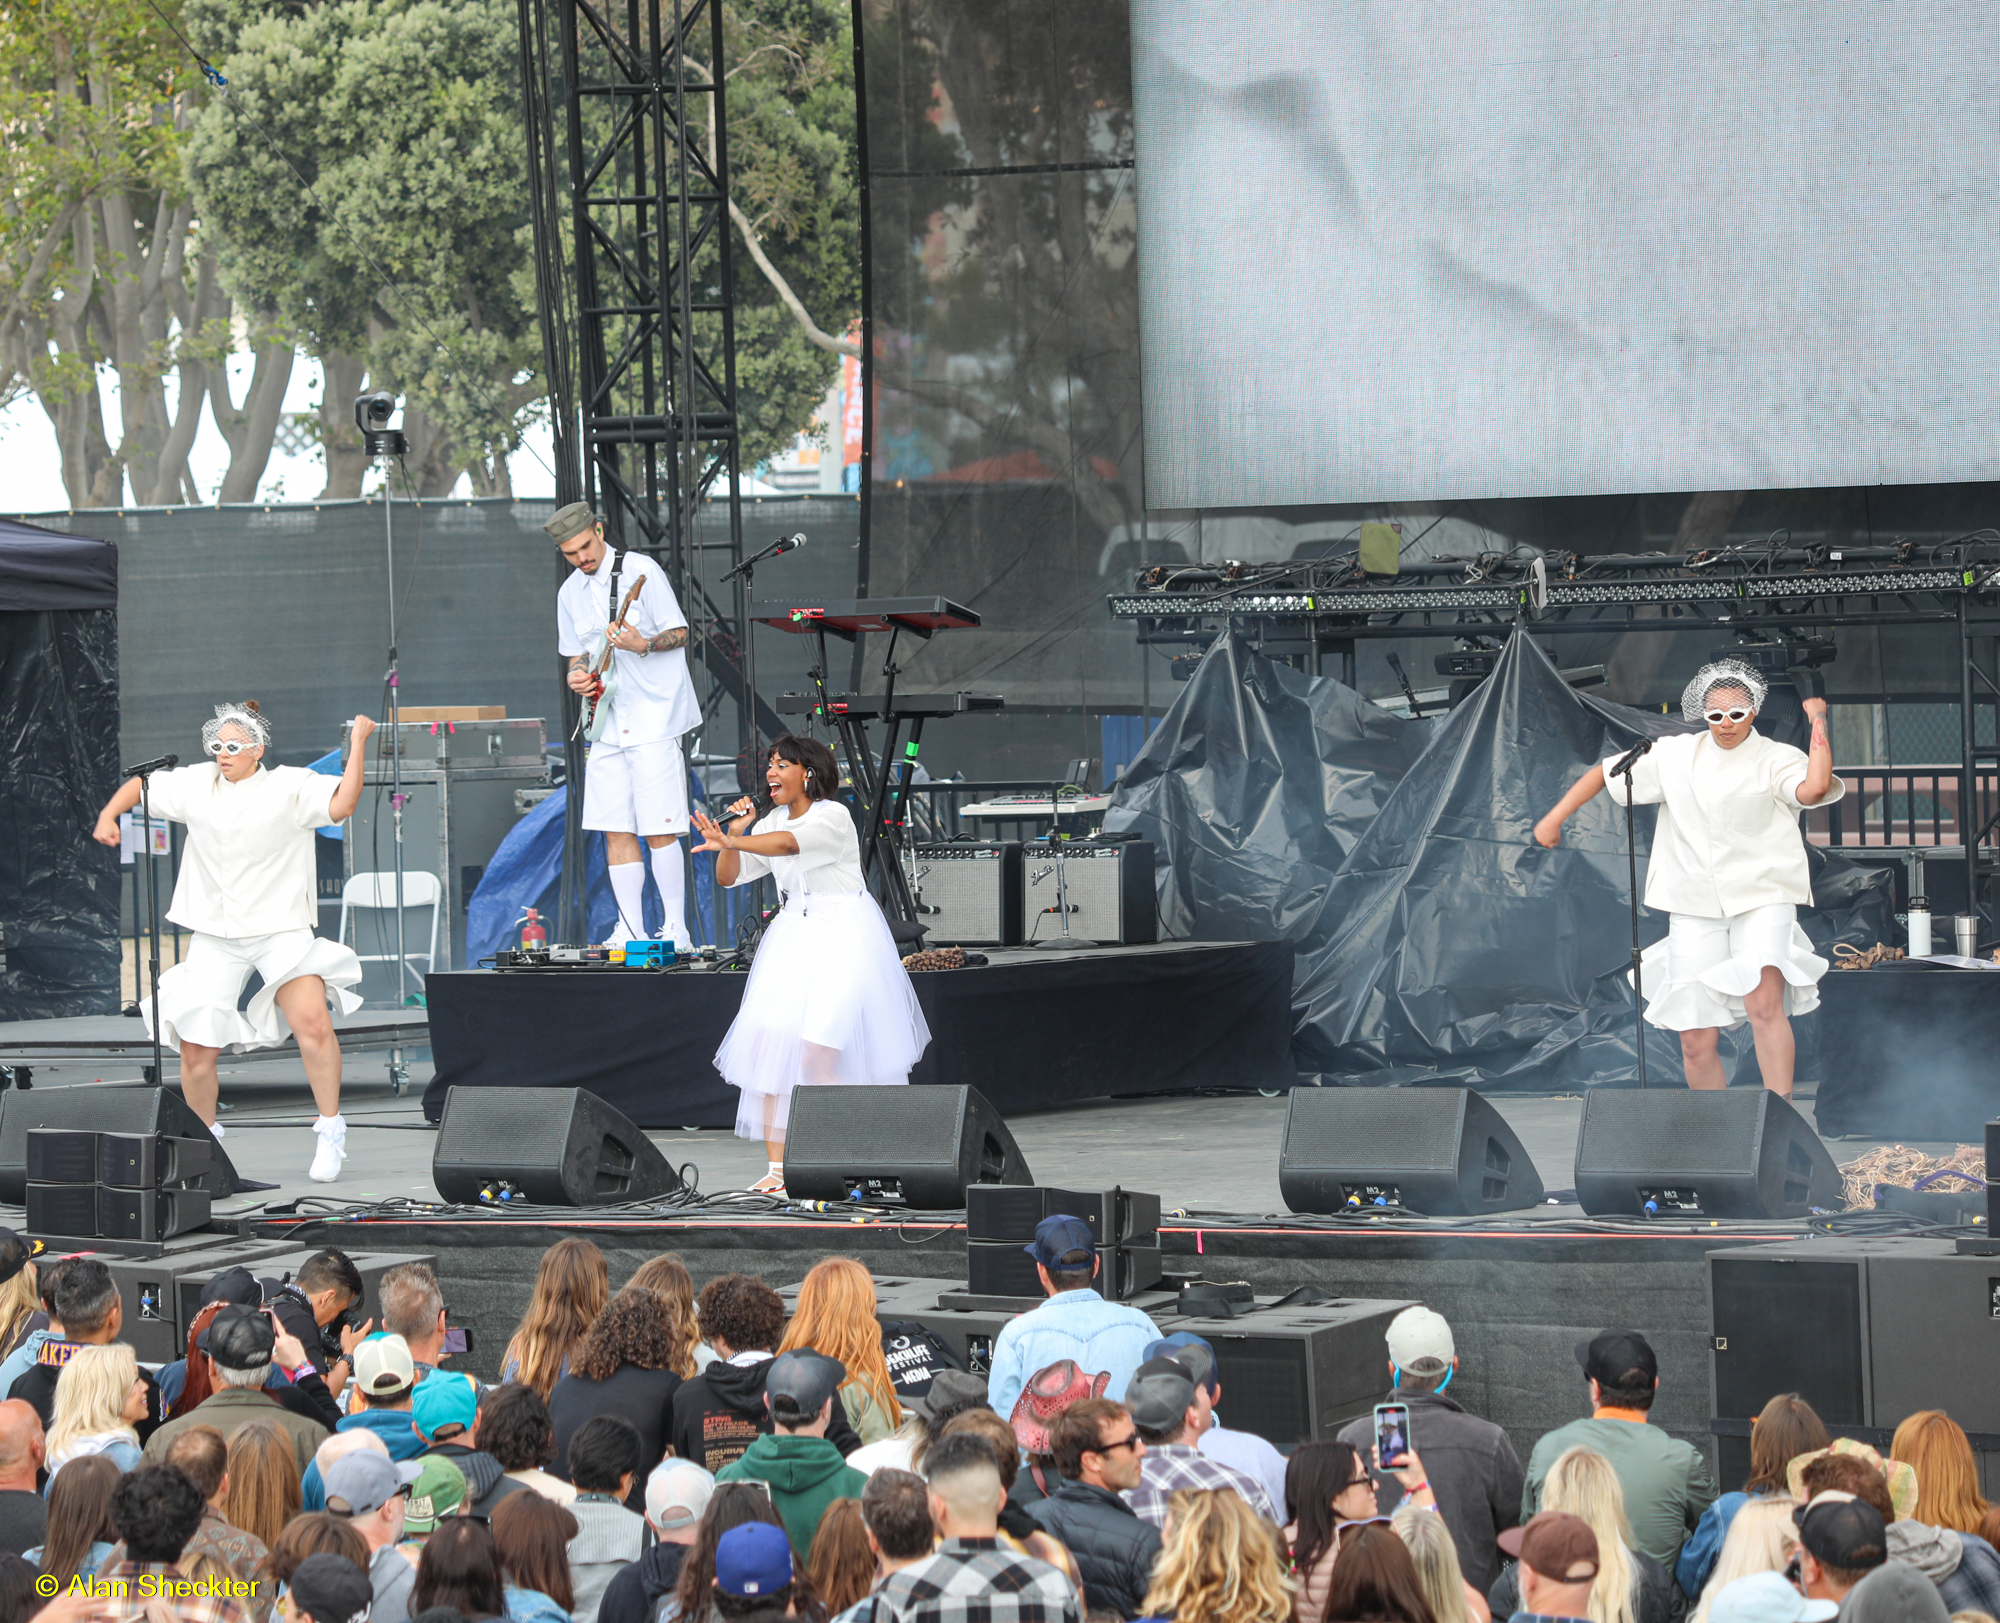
[985,1288,1161,1421]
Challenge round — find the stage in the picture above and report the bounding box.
[420,939,1294,1125]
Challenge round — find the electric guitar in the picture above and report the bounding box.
[576,576,647,742]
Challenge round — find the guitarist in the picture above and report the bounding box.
[549,501,701,946]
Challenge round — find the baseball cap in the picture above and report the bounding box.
[765,1349,845,1424]
[352,1334,417,1399]
[715,1522,793,1596]
[1143,1334,1218,1398]
[1023,1214,1096,1270]
[1498,1511,1600,1582]
[1795,1493,1888,1571]
[324,1450,421,1517]
[1384,1306,1455,1374]
[543,501,600,543]
[1574,1329,1658,1388]
[287,1553,373,1623]
[0,1230,33,1288]
[198,1304,276,1370]
[1707,1571,1839,1623]
[1008,1360,1110,1455]
[402,1455,468,1534]
[907,1368,989,1422]
[646,1459,715,1532]
[199,1266,263,1309]
[1122,1357,1197,1432]
[411,1375,477,1440]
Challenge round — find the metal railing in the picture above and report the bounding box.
[1806,765,1999,847]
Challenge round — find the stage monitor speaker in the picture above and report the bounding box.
[0,1087,238,1204]
[25,1184,98,1239]
[966,1240,1162,1301]
[24,1131,97,1186]
[910,843,1022,945]
[98,1186,211,1243]
[785,1085,1033,1209]
[1018,841,1156,946]
[1575,1089,1840,1219]
[1279,1087,1544,1216]
[965,1185,1162,1246]
[99,1133,211,1190]
[431,1087,682,1206]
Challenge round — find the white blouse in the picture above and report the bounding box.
[725,798,865,898]
[143,763,337,938]
[1600,730,1843,918]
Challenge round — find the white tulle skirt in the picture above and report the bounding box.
[713,891,932,1143]
[143,928,363,1054]
[1635,904,1829,1032]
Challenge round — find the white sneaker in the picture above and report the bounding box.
[308,1115,347,1182]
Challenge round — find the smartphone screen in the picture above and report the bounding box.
[442,1326,472,1356]
[1374,1402,1412,1466]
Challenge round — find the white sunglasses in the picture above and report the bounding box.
[1703,708,1753,725]
[205,739,255,756]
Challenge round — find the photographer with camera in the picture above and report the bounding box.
[263,1250,370,1399]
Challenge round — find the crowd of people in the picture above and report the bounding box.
[0,1216,1987,1623]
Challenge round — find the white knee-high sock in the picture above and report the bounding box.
[651,840,688,942]
[607,861,647,939]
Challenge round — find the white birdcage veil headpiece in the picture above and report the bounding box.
[1680,659,1769,724]
[201,701,272,754]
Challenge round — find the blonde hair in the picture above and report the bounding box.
[225,1421,304,1549]
[0,1263,37,1355]
[1689,1496,1799,1623]
[1542,1447,1638,1623]
[1140,1488,1295,1623]
[776,1258,899,1426]
[1893,1411,1992,1534]
[626,1255,701,1380]
[1394,1504,1472,1623]
[502,1238,608,1397]
[47,1344,139,1463]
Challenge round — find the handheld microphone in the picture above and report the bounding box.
[122,754,179,778]
[1610,737,1652,778]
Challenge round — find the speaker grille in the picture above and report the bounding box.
[1282,1090,1465,1171]
[1580,1092,1760,1174]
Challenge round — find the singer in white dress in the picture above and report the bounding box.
[693,733,931,1193]
[1534,659,1841,1097]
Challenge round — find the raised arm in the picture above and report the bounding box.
[1532,764,1606,849]
[691,801,786,886]
[1794,697,1834,806]
[91,778,145,846]
[328,716,377,822]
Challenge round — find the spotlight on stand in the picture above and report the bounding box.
[354,391,408,457]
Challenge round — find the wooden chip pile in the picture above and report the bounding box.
[901,945,967,972]
[1837,1141,1986,1210]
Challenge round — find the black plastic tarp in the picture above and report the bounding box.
[0,524,119,1020]
[1107,629,1896,1089]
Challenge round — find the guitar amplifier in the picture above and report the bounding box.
[909,843,1022,946]
[1018,841,1156,946]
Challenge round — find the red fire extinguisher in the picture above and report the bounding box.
[519,908,547,950]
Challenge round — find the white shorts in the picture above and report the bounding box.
[1634,903,1830,1032]
[143,928,363,1054]
[582,739,690,835]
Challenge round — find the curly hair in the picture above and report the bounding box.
[696,1274,786,1355]
[570,1289,683,1383]
[502,1238,608,1397]
[1140,1488,1296,1623]
[777,1259,899,1429]
[627,1255,701,1380]
[475,1383,557,1472]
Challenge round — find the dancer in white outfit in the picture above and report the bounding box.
[1534,659,1841,1097]
[693,734,931,1193]
[90,702,375,1180]
[549,500,701,947]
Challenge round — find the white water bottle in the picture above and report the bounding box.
[1907,895,1932,958]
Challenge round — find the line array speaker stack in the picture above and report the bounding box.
[960,1184,1163,1304]
[785,1085,1032,1209]
[1020,840,1156,945]
[0,1086,239,1204]
[910,843,1022,945]
[26,1129,214,1242]
[1576,1089,1840,1218]
[1280,1087,1544,1215]
[431,1087,682,1206]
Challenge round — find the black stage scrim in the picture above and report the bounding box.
[420,939,1293,1127]
[1816,967,2000,1140]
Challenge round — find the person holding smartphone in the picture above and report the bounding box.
[695,733,931,1195]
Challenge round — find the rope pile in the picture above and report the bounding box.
[1832,942,1906,969]
[1837,1142,1986,1210]
[901,946,967,972]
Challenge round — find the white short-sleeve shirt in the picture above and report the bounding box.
[724,799,864,898]
[1601,730,1843,918]
[556,549,701,746]
[143,763,338,937]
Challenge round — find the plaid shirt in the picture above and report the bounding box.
[868,1536,1082,1623]
[103,1516,271,1620]
[1122,1443,1279,1527]
[84,1560,254,1623]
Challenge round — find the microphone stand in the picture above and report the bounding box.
[128,763,169,1090]
[1609,738,1653,1089]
